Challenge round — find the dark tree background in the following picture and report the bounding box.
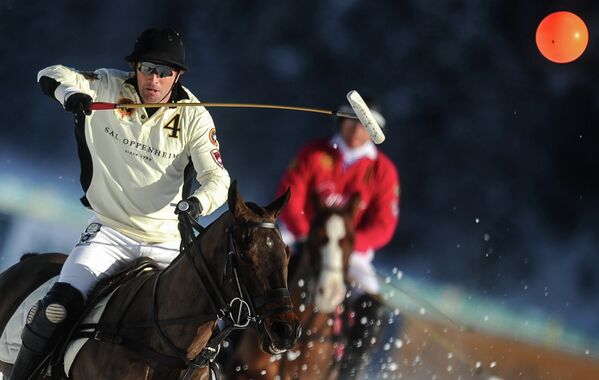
[1,0,598,338]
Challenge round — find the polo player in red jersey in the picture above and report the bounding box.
[276,97,400,379]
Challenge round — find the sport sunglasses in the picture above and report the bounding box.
[137,62,176,78]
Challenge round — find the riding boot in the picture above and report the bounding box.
[338,293,388,380]
[9,282,84,380]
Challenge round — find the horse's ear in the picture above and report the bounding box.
[265,187,291,219]
[227,180,238,212]
[228,180,252,220]
[346,193,361,218]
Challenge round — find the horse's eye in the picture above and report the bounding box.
[265,236,274,249]
[239,251,251,263]
[241,231,250,241]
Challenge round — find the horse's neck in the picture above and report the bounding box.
[157,213,232,316]
[105,215,233,364]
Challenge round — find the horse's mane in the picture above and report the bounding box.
[20,253,40,261]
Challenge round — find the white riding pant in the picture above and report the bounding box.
[347,250,380,295]
[58,219,180,298]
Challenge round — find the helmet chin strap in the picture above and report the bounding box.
[156,72,181,104]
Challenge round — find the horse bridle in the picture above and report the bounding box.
[221,221,294,325]
[170,206,293,378]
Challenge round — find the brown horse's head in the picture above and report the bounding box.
[306,193,360,313]
[227,181,301,354]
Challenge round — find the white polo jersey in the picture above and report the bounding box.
[37,66,230,243]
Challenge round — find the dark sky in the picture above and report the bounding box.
[1,1,598,337]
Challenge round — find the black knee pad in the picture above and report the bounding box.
[22,282,85,353]
[42,282,85,321]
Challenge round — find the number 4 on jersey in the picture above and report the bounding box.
[164,114,180,138]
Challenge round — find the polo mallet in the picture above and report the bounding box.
[90,90,386,144]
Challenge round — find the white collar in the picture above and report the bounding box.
[330,134,377,167]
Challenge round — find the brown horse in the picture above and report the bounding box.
[228,195,360,380]
[0,181,300,379]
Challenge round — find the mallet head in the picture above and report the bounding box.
[346,90,386,144]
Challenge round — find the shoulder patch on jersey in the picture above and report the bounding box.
[209,128,219,147]
[211,149,224,168]
[116,97,135,118]
[320,154,334,170]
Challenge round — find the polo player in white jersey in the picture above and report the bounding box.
[9,27,230,380]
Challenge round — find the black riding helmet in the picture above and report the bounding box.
[125,27,187,71]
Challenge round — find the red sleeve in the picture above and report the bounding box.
[277,145,314,239]
[354,158,400,252]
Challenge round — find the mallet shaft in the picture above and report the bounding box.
[91,102,359,120]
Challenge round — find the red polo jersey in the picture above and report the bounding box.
[277,138,400,254]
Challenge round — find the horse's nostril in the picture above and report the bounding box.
[271,320,292,340]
